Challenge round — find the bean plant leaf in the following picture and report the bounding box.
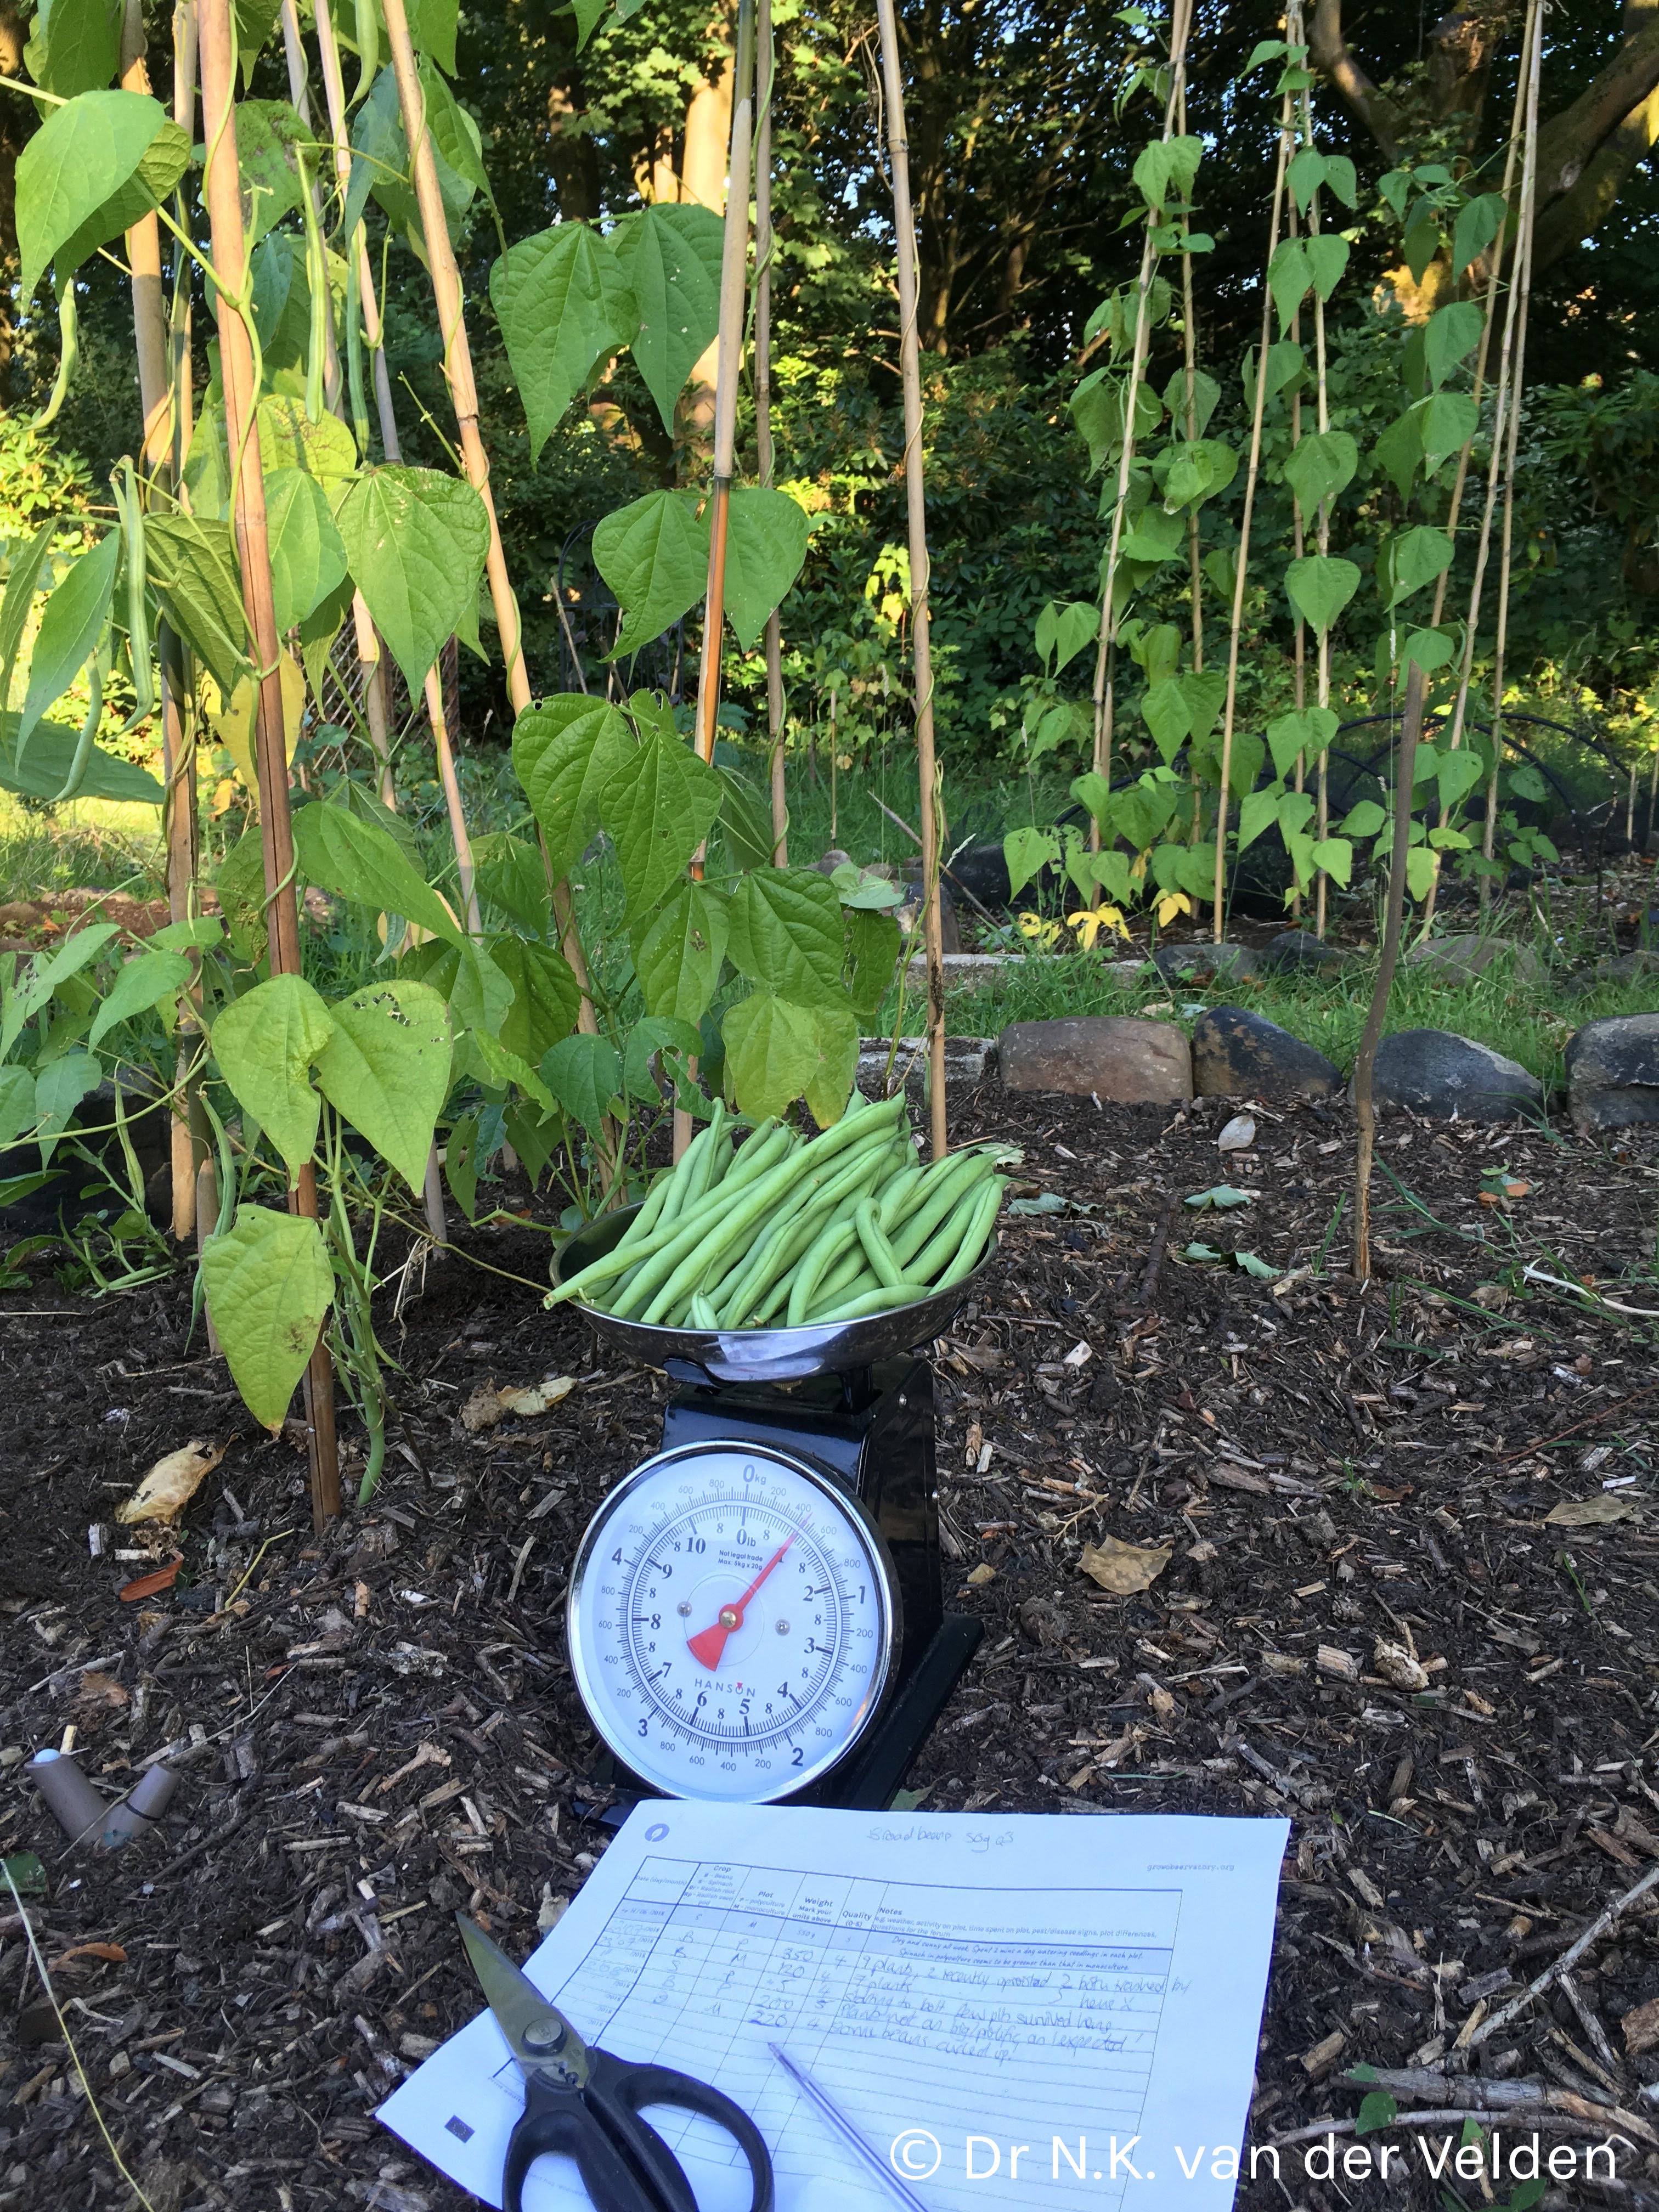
[1424,301,1485,389]
[1267,238,1311,328]
[623,1015,701,1101]
[601,726,722,916]
[211,973,334,1173]
[0,713,162,804]
[490,937,581,1066]
[1004,824,1060,899]
[802,997,859,1130]
[232,99,306,247]
[846,907,901,1021]
[611,201,725,431]
[1306,234,1348,300]
[1266,704,1339,781]
[53,119,191,277]
[15,89,166,296]
[33,1049,101,1163]
[489,223,637,461]
[592,489,708,659]
[0,520,60,707]
[201,1204,332,1431]
[1373,408,1424,503]
[1378,524,1453,609]
[511,693,634,884]
[1452,193,1506,277]
[539,1032,620,1138]
[1321,155,1358,208]
[312,980,451,1192]
[1283,428,1357,514]
[729,868,845,1005]
[722,487,810,650]
[407,0,459,75]
[16,529,120,761]
[88,949,194,1049]
[0,1066,36,1149]
[265,469,349,633]
[1421,390,1479,470]
[632,880,730,1023]
[1284,554,1359,636]
[1035,600,1099,676]
[233,0,284,81]
[146,515,250,695]
[257,396,358,486]
[1312,836,1355,887]
[721,990,819,1122]
[472,831,551,934]
[336,466,490,693]
[26,0,122,96]
[294,800,467,951]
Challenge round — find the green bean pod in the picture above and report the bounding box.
[889,1148,997,1268]
[689,1293,720,1329]
[809,1279,933,1325]
[785,1216,864,1328]
[637,1148,844,1325]
[853,1199,906,1289]
[934,1178,1005,1286]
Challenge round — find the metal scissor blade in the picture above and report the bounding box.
[456,1914,589,2083]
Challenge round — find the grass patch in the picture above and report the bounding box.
[936,944,1659,1088]
[0,792,166,902]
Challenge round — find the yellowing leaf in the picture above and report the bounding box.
[1079,1535,1172,1595]
[115,1439,227,1526]
[204,652,306,791]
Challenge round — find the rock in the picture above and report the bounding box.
[856,1035,996,1099]
[999,1017,1192,1102]
[1260,928,1350,974]
[1565,1013,1659,1132]
[1368,1030,1544,1121]
[1150,940,1259,983]
[810,848,853,875]
[895,875,962,952]
[1406,933,1541,985]
[1192,1007,1342,1099]
[1592,950,1659,989]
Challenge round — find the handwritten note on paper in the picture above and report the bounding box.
[379,1805,1287,2211]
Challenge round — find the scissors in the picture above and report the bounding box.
[456,1914,775,2212]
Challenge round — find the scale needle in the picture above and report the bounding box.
[686,1536,794,1671]
[769,2044,932,2212]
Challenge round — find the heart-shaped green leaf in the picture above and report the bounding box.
[512,693,634,884]
[592,489,709,661]
[612,201,724,431]
[336,466,490,693]
[313,980,451,1192]
[201,1204,332,1431]
[633,880,730,1023]
[211,973,334,1174]
[15,88,165,296]
[1284,553,1360,637]
[601,726,722,916]
[490,223,637,461]
[722,486,809,648]
[1283,428,1357,515]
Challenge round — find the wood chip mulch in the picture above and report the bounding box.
[2,1085,1658,2210]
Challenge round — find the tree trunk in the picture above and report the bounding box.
[674,0,737,463]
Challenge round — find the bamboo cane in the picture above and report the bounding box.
[1288,16,1335,939]
[1351,657,1427,1280]
[1086,0,1190,834]
[119,0,205,1247]
[669,0,756,1165]
[1414,0,1536,941]
[1211,91,1294,943]
[1479,9,1543,912]
[874,0,951,1161]
[1286,183,1306,921]
[754,0,787,867]
[1177,61,1207,853]
[379,0,599,1031]
[198,0,339,1528]
[279,0,398,809]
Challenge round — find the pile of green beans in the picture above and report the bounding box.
[549,1094,1006,1331]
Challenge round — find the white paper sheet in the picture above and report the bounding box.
[379,1805,1286,2212]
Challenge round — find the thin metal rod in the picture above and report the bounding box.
[768,2047,931,2212]
[874,0,947,1162]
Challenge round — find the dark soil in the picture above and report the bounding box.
[3,1088,1659,2212]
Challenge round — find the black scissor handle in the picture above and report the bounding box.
[598,2056,775,2212]
[503,2084,688,2212]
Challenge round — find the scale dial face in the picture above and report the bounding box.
[567,1442,898,1803]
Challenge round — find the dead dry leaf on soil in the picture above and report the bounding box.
[1623,1995,1659,2056]
[1545,1493,1640,1527]
[1079,1536,1172,1594]
[461,1376,575,1433]
[115,1440,225,1526]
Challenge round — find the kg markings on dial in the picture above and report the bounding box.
[567,1445,897,1803]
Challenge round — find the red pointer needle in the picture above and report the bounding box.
[686,1536,795,1671]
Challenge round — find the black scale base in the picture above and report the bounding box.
[580,1357,981,1823]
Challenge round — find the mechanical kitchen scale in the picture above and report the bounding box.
[555,1207,990,1813]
